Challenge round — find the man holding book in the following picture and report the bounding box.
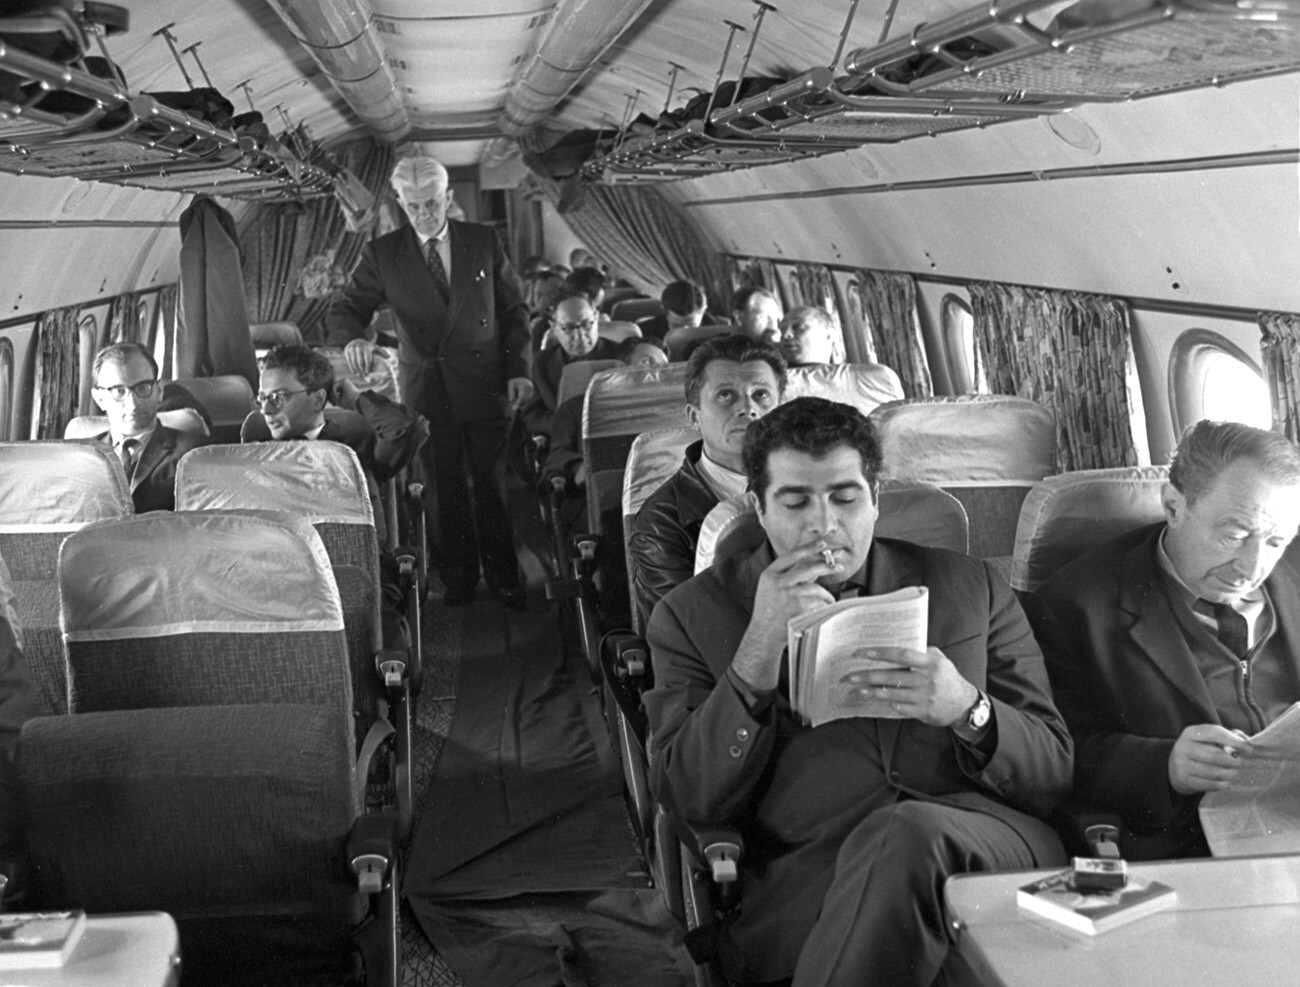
[644,397,1073,987]
[1029,419,1300,860]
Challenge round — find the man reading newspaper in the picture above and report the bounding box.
[644,397,1073,987]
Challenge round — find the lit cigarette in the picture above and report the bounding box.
[821,548,835,567]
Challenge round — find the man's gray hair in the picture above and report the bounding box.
[1169,419,1300,504]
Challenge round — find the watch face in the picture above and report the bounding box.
[969,696,991,729]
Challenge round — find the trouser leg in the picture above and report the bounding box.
[462,415,519,590]
[791,800,1044,987]
[424,424,479,591]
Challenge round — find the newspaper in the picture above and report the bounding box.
[787,585,928,727]
[1199,702,1300,856]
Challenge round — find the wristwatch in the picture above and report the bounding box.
[965,690,992,732]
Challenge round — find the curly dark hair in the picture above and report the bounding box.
[743,397,882,504]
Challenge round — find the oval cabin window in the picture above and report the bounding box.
[941,294,986,394]
[1169,329,1272,434]
[0,338,13,442]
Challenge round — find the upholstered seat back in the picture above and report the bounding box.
[558,359,620,408]
[786,362,905,414]
[1011,466,1169,593]
[172,374,255,443]
[870,395,1057,558]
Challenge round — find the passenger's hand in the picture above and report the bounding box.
[1168,724,1252,795]
[731,539,838,693]
[507,377,534,412]
[343,338,377,376]
[842,646,978,728]
[573,461,588,487]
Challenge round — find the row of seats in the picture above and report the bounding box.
[0,431,417,984]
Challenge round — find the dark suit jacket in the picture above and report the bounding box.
[529,337,621,420]
[1028,524,1300,859]
[326,222,530,424]
[88,425,208,513]
[646,538,1072,980]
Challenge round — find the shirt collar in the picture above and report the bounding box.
[695,449,748,500]
[303,420,327,441]
[114,426,154,450]
[417,223,450,247]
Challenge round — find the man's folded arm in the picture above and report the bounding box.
[326,246,386,348]
[644,594,778,826]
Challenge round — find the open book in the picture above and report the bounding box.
[0,910,87,969]
[787,585,927,727]
[1199,701,1300,856]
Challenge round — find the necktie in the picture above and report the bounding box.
[118,437,139,478]
[1197,599,1250,659]
[424,237,450,301]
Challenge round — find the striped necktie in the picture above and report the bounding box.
[424,237,450,300]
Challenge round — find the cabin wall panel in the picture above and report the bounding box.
[0,175,186,322]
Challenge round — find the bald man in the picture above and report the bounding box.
[328,155,531,608]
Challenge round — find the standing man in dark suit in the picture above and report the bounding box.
[86,342,208,513]
[1029,419,1300,860]
[328,156,531,608]
[645,397,1071,987]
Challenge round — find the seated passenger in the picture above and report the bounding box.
[673,286,781,362]
[645,397,1071,987]
[640,280,718,346]
[84,342,210,512]
[628,336,786,625]
[526,293,623,432]
[562,265,609,315]
[1029,419,1300,860]
[779,305,842,367]
[542,336,669,499]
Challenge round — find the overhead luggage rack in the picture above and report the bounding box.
[582,0,1300,184]
[0,36,333,200]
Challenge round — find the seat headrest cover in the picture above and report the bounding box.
[169,375,255,424]
[248,321,303,347]
[63,416,108,440]
[786,363,905,415]
[871,395,1057,484]
[67,411,209,439]
[60,512,344,641]
[1012,465,1169,592]
[598,321,643,343]
[623,426,697,518]
[694,480,971,573]
[583,365,689,440]
[0,442,132,531]
[558,360,620,408]
[175,441,374,525]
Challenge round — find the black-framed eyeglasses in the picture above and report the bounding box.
[555,318,596,334]
[254,388,309,410]
[94,379,158,402]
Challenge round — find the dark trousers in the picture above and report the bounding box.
[787,800,1057,987]
[421,416,519,592]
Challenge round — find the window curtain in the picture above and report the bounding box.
[789,263,847,362]
[719,255,787,314]
[557,184,724,312]
[837,274,879,364]
[105,290,144,345]
[239,137,395,344]
[157,284,178,379]
[968,282,1148,470]
[31,304,81,439]
[1259,311,1300,443]
[853,271,932,398]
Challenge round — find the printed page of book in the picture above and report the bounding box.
[788,586,927,727]
[1200,702,1300,856]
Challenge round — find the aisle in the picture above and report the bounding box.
[399,482,693,986]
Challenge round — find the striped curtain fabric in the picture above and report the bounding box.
[31,304,81,440]
[1259,311,1300,443]
[854,270,932,398]
[968,282,1148,471]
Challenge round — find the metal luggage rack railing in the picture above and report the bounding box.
[581,0,1300,184]
[0,38,333,200]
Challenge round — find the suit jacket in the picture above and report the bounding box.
[326,222,530,424]
[646,538,1072,979]
[1028,523,1300,859]
[87,425,208,513]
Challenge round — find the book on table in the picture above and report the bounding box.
[1016,870,1176,935]
[787,585,927,727]
[0,910,87,968]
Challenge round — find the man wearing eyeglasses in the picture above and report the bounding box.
[526,293,622,432]
[86,342,209,513]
